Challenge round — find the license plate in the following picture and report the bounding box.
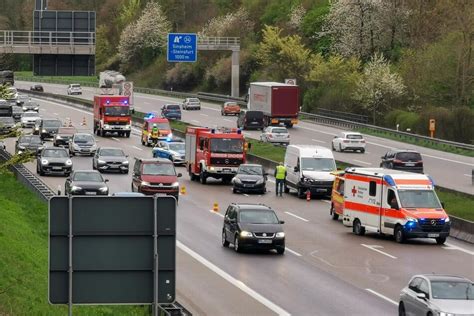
[405,163,415,166]
[258,239,272,244]
[85,191,96,195]
[110,165,119,168]
[223,168,231,172]
[52,167,62,171]
[81,149,89,152]
[351,141,358,143]
[428,233,439,238]
[244,184,253,187]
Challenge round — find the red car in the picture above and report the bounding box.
[131,158,181,201]
[221,102,241,116]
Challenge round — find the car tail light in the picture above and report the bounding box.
[343,140,349,143]
[268,134,273,138]
[394,159,403,163]
[361,140,365,143]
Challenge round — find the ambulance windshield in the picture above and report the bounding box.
[398,190,442,209]
[301,158,336,172]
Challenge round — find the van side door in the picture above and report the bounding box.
[381,186,400,234]
[285,150,298,188]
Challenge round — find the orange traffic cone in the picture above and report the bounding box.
[180,186,186,195]
[306,190,311,201]
[213,202,219,212]
[81,117,87,126]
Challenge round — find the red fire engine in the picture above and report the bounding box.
[93,95,131,137]
[185,127,248,184]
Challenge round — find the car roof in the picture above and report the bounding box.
[231,203,273,211]
[112,192,145,197]
[43,146,68,150]
[74,132,94,136]
[391,149,420,153]
[99,146,123,150]
[239,164,263,167]
[136,158,173,164]
[419,274,473,283]
[73,170,101,174]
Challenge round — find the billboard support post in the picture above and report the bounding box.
[68,197,73,316]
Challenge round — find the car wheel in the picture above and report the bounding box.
[200,170,207,184]
[234,235,241,253]
[389,163,394,169]
[284,184,290,193]
[232,187,237,194]
[435,237,447,245]
[332,142,336,151]
[394,225,405,243]
[276,247,285,255]
[39,168,45,176]
[360,148,365,153]
[222,230,229,247]
[353,219,365,236]
[398,302,406,316]
[339,144,344,152]
[297,187,305,199]
[131,183,134,192]
[330,204,339,220]
[92,162,96,170]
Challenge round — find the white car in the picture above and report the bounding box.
[331,131,366,153]
[67,84,82,95]
[182,97,201,110]
[260,126,290,145]
[69,133,97,156]
[21,111,41,127]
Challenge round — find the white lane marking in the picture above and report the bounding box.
[111,137,120,142]
[191,120,199,123]
[464,174,472,177]
[177,241,291,316]
[365,289,398,306]
[132,146,143,151]
[311,139,326,144]
[353,159,372,166]
[243,194,249,197]
[365,141,392,149]
[144,102,151,105]
[209,209,224,217]
[53,112,59,115]
[200,113,209,117]
[444,242,474,256]
[286,248,302,257]
[321,200,331,204]
[224,119,234,122]
[32,98,92,116]
[361,244,397,259]
[422,153,474,167]
[284,211,309,223]
[267,179,275,184]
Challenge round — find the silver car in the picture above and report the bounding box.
[182,97,201,110]
[67,84,82,95]
[399,274,474,316]
[21,111,41,127]
[260,126,290,145]
[69,133,97,156]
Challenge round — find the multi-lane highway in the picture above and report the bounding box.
[4,96,473,315]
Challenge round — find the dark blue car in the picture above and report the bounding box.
[161,104,182,120]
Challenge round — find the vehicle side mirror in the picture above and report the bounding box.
[177,173,182,177]
[247,143,252,150]
[126,155,129,158]
[105,179,109,183]
[441,201,445,208]
[279,220,285,224]
[70,154,73,157]
[334,136,338,138]
[294,166,299,172]
[416,293,427,300]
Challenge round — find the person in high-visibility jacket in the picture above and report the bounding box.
[274,162,287,196]
[151,124,159,143]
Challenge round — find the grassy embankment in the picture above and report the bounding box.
[0,171,150,315]
[15,71,98,86]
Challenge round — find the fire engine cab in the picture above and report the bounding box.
[341,168,450,244]
[93,95,131,137]
[185,127,247,184]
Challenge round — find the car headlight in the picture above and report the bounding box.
[125,125,131,129]
[171,182,179,187]
[168,133,173,139]
[97,159,106,164]
[34,107,39,111]
[73,144,80,149]
[18,145,25,150]
[141,181,150,186]
[406,217,418,222]
[301,176,310,183]
[65,159,73,166]
[99,186,108,192]
[233,177,242,184]
[444,217,450,222]
[240,231,253,238]
[122,160,129,165]
[56,135,62,139]
[22,107,27,111]
[276,232,285,238]
[209,166,215,171]
[91,144,97,150]
[71,186,81,191]
[256,178,264,185]
[42,129,47,133]
[41,159,48,165]
[439,312,454,316]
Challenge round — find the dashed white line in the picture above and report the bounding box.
[177,241,291,316]
[132,145,143,151]
[284,211,309,222]
[111,137,120,141]
[365,289,398,305]
[224,119,234,122]
[191,120,199,123]
[464,174,472,177]
[361,244,397,259]
[243,194,249,197]
[209,209,224,217]
[200,113,209,117]
[286,248,302,257]
[444,242,474,256]
[311,138,326,144]
[53,112,59,115]
[353,159,372,166]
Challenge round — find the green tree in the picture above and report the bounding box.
[301,4,331,54]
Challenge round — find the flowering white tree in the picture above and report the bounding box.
[118,1,171,64]
[199,7,254,38]
[353,53,406,124]
[288,4,306,31]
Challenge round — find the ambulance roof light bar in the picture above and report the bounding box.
[383,175,396,187]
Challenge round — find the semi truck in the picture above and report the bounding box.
[247,82,300,128]
[185,127,247,184]
[99,70,126,89]
[93,95,131,137]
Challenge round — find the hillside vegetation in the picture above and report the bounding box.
[1,0,473,143]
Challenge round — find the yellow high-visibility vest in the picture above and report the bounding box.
[275,165,286,180]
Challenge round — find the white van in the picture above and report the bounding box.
[284,145,337,198]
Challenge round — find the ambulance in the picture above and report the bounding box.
[341,168,450,244]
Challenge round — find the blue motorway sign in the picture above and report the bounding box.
[167,33,197,62]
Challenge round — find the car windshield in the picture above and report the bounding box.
[154,122,170,130]
[142,163,175,176]
[238,165,263,175]
[239,210,279,224]
[104,106,129,116]
[74,134,95,143]
[100,148,124,156]
[168,143,185,151]
[71,84,81,88]
[396,152,422,161]
[431,281,474,300]
[43,120,61,128]
[225,102,238,107]
[73,172,103,182]
[20,136,41,144]
[188,98,199,103]
[166,104,180,110]
[346,134,363,139]
[301,158,336,172]
[398,190,442,209]
[43,149,68,158]
[0,117,14,124]
[210,138,243,153]
[23,112,38,117]
[272,128,287,134]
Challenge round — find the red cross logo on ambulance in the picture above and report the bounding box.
[351,186,357,197]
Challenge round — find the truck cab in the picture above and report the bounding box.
[93,96,131,137]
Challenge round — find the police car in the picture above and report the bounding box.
[152,140,186,164]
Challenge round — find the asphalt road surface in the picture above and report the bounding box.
[4,97,474,315]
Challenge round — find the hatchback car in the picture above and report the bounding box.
[67,84,82,95]
[237,110,264,130]
[232,164,267,194]
[0,117,16,134]
[152,140,185,164]
[161,104,182,120]
[21,111,41,128]
[65,170,109,196]
[182,98,201,110]
[260,126,290,145]
[332,132,366,153]
[93,147,129,174]
[69,133,97,156]
[15,135,44,154]
[39,118,62,140]
[22,100,39,112]
[53,126,77,147]
[11,106,23,122]
[37,147,73,176]
[30,84,44,92]
[16,94,30,106]
[399,274,473,316]
[221,102,240,116]
[131,158,182,200]
[380,149,424,173]
[222,203,285,254]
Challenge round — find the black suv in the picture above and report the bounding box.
[15,135,44,154]
[39,119,62,140]
[37,147,73,176]
[237,110,264,130]
[232,164,267,194]
[380,149,424,173]
[222,203,285,254]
